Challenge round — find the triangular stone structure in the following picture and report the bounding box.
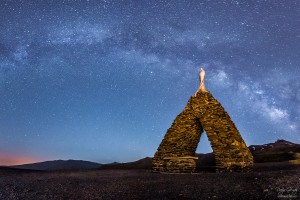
[152,69,253,172]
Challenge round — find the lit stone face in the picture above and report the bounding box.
[153,69,253,173]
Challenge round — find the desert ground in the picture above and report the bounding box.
[0,162,299,200]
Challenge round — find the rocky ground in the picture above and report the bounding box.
[0,163,299,200]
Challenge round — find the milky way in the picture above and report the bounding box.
[0,0,299,165]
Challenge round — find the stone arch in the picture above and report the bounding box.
[152,69,253,173]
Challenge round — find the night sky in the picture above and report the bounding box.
[0,0,299,166]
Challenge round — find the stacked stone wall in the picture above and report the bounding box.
[153,90,253,173]
[152,105,203,172]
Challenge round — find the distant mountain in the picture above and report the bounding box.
[8,140,300,171]
[194,139,300,165]
[99,154,216,171]
[100,140,300,170]
[249,139,300,163]
[100,157,153,170]
[11,160,102,171]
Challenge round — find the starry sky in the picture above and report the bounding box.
[0,0,299,166]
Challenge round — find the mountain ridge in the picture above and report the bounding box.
[10,159,102,171]
[7,140,300,171]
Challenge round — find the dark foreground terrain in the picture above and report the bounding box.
[0,163,299,200]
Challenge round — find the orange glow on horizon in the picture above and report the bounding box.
[0,153,42,166]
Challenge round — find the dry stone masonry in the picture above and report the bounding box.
[153,68,253,173]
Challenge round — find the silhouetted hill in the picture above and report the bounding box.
[249,139,300,162]
[194,140,300,165]
[99,154,216,171]
[194,140,300,166]
[100,157,153,170]
[100,140,300,170]
[11,160,102,171]
[7,140,300,171]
